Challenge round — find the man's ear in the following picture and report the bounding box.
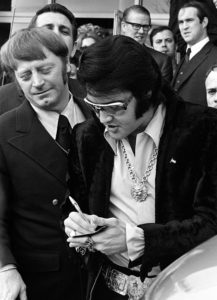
[70,43,77,59]
[121,21,126,34]
[202,16,208,28]
[66,57,71,73]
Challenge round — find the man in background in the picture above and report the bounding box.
[205,64,217,108]
[169,0,217,57]
[150,26,177,74]
[0,3,87,115]
[0,27,88,300]
[121,5,173,83]
[172,1,217,106]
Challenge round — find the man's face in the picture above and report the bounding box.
[86,90,154,140]
[152,29,176,57]
[205,70,217,108]
[15,48,70,113]
[121,11,151,45]
[36,12,74,56]
[178,7,207,46]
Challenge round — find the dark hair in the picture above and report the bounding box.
[28,3,77,41]
[122,5,151,26]
[77,35,162,118]
[0,27,68,73]
[150,26,176,46]
[179,1,209,24]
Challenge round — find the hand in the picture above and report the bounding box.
[0,268,27,300]
[65,214,127,256]
[64,211,97,237]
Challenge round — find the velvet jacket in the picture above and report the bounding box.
[65,86,217,298]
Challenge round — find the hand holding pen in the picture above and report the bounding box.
[69,196,90,224]
[68,196,106,237]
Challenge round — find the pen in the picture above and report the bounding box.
[69,196,90,224]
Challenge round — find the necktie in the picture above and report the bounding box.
[56,115,72,153]
[185,48,191,63]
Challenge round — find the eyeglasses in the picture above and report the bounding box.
[84,96,133,116]
[124,20,151,31]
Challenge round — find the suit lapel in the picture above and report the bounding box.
[9,101,68,185]
[173,42,213,88]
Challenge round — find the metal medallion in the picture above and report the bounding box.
[131,182,148,202]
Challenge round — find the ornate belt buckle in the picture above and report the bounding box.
[127,275,154,300]
[105,267,128,296]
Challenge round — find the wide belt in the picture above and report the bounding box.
[102,264,156,300]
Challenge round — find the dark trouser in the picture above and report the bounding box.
[19,254,86,300]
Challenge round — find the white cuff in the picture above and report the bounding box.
[126,223,145,261]
[0,264,17,273]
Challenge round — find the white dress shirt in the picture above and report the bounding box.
[105,104,165,273]
[31,92,86,138]
[187,37,209,60]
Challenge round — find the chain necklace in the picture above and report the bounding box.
[120,140,158,202]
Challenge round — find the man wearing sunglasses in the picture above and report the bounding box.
[64,35,217,300]
[121,5,173,83]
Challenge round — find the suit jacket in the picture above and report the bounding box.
[0,78,89,117]
[172,42,217,106]
[65,85,217,299]
[0,101,86,299]
[145,46,173,83]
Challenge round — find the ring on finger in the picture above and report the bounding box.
[85,236,95,252]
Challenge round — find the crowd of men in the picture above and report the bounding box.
[0,1,217,300]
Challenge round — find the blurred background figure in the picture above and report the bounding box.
[150,25,177,74]
[77,31,100,51]
[205,64,217,108]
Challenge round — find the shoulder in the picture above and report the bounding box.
[0,108,17,138]
[0,82,22,97]
[72,117,105,145]
[175,101,217,132]
[0,82,24,114]
[145,46,169,62]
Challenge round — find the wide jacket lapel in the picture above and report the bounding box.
[9,101,68,185]
[173,42,213,89]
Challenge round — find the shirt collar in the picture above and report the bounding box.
[105,104,166,154]
[30,92,74,138]
[187,37,209,59]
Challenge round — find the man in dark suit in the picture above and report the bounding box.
[169,0,217,57]
[63,35,217,300]
[172,1,217,106]
[120,5,173,83]
[0,27,91,300]
[0,3,86,115]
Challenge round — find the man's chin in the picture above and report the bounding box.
[135,37,144,45]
